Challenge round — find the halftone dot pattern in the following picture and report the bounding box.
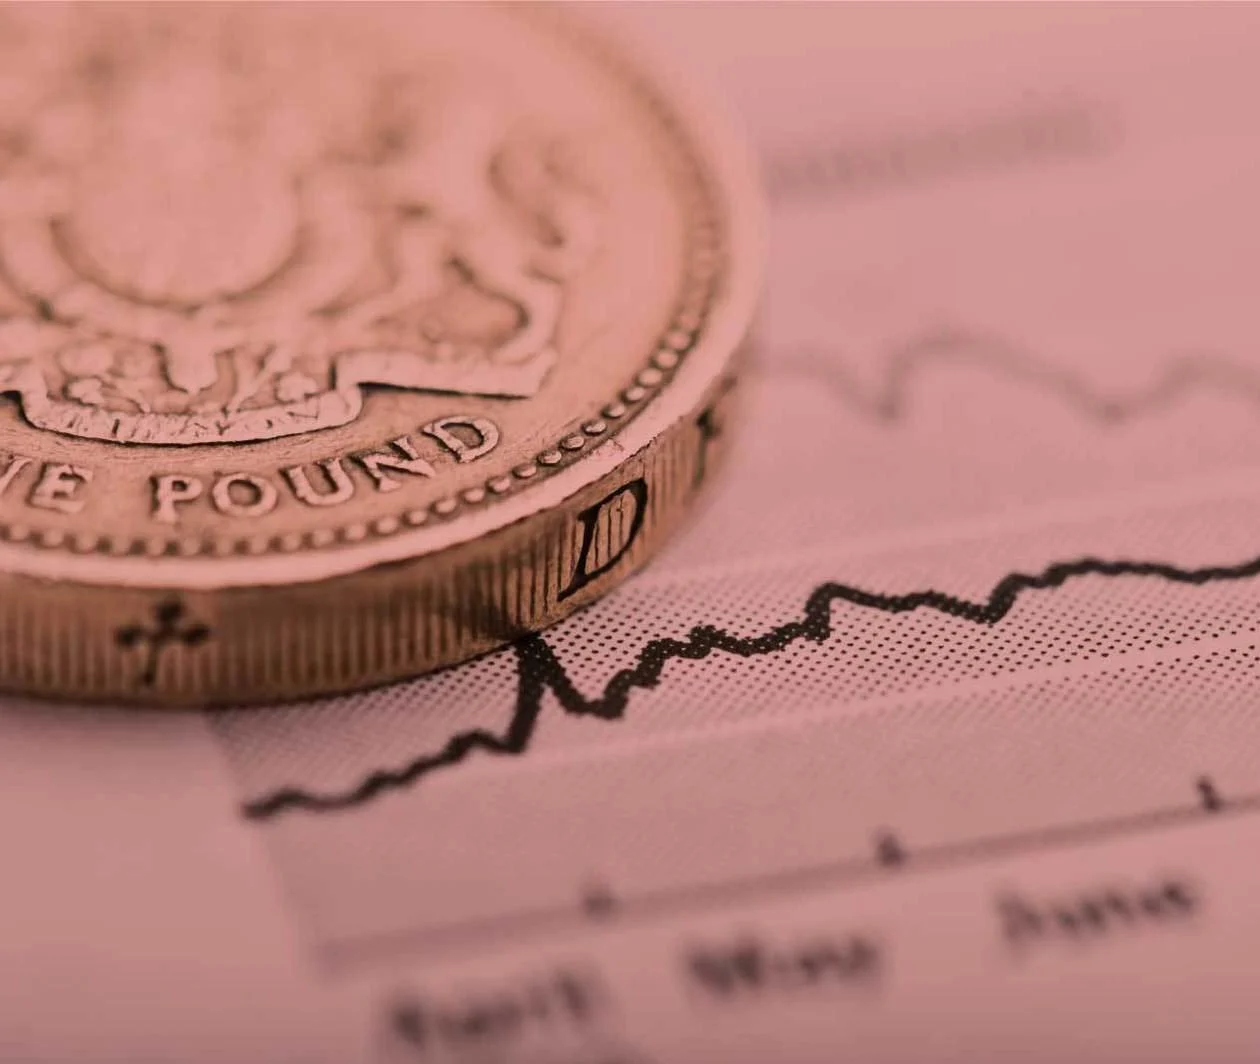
[214,488,1260,802]
[213,646,523,798]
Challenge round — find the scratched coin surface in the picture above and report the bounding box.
[0,4,760,705]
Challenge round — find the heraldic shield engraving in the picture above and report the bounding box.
[0,13,597,445]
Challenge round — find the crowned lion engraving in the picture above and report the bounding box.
[0,14,597,444]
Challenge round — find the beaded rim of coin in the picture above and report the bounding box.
[0,6,762,591]
[0,5,762,705]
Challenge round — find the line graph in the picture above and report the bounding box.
[768,326,1260,423]
[241,549,1260,820]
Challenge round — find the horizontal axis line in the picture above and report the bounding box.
[321,780,1256,970]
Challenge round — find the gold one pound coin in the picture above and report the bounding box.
[0,4,761,706]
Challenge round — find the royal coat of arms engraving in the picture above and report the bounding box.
[0,16,597,445]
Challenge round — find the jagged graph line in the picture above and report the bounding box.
[242,550,1260,820]
[768,326,1260,423]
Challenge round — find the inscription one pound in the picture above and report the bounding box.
[151,415,499,524]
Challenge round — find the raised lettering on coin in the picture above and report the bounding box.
[559,479,649,601]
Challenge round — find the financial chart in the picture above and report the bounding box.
[7,6,1260,1063]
